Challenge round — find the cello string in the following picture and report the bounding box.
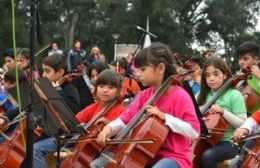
[1,116,26,130]
[0,129,11,141]
[67,138,156,144]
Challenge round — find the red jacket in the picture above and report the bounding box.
[252,110,260,124]
[76,101,125,123]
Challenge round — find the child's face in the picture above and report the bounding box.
[239,54,257,68]
[192,63,202,78]
[17,56,29,70]
[96,84,117,104]
[99,55,106,63]
[113,66,125,75]
[205,65,227,92]
[42,64,63,82]
[4,56,15,70]
[90,69,98,84]
[137,64,160,87]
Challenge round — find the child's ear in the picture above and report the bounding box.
[223,73,227,80]
[119,67,125,74]
[252,58,258,65]
[158,63,166,73]
[57,69,65,77]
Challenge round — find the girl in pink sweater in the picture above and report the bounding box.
[96,42,200,168]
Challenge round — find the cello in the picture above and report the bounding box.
[61,100,118,168]
[104,75,178,168]
[239,63,260,115]
[0,117,27,168]
[192,72,251,168]
[241,136,260,168]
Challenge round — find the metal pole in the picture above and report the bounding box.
[25,0,37,167]
[114,40,117,61]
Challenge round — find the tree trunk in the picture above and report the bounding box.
[65,12,79,50]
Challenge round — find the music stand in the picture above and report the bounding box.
[9,78,86,167]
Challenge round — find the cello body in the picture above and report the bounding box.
[241,139,260,168]
[61,100,119,168]
[204,113,228,146]
[192,76,247,168]
[61,122,105,168]
[192,113,228,168]
[0,120,26,168]
[106,116,169,168]
[241,85,260,114]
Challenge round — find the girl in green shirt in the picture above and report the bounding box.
[197,57,247,168]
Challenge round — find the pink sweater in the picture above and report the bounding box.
[120,86,200,168]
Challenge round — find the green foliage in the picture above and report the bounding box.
[0,0,259,68]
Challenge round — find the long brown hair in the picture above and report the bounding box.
[197,57,233,106]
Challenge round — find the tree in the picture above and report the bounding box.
[1,0,259,69]
[195,0,260,70]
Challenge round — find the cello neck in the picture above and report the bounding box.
[83,100,118,131]
[201,77,233,115]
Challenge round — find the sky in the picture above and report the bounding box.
[257,18,260,31]
[191,16,260,55]
[190,1,260,55]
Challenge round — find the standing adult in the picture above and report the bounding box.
[48,42,63,57]
[67,40,87,71]
[88,46,100,64]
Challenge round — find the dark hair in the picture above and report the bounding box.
[74,40,81,45]
[111,57,132,76]
[88,62,108,78]
[189,56,204,68]
[52,42,58,47]
[2,49,14,59]
[95,70,123,100]
[197,57,233,106]
[17,48,30,59]
[134,42,176,82]
[82,60,93,73]
[4,69,26,83]
[236,41,259,58]
[42,55,67,73]
[201,50,215,58]
[118,57,128,70]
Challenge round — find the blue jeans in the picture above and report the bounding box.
[33,137,57,168]
[152,158,180,168]
[202,141,238,168]
[90,151,115,168]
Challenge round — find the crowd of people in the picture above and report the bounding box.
[0,40,259,168]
